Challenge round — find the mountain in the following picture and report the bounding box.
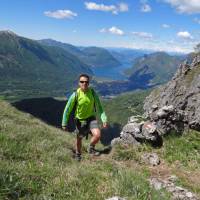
[38,39,83,58]
[81,47,121,68]
[92,52,184,96]
[107,48,154,66]
[39,39,121,68]
[125,52,184,87]
[0,31,92,100]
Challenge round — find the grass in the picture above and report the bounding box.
[0,99,200,199]
[102,90,151,126]
[0,99,171,200]
[153,130,200,196]
[157,131,200,170]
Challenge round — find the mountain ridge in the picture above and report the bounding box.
[126,51,184,86]
[39,39,121,68]
[0,31,92,100]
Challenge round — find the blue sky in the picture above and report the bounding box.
[1,0,200,53]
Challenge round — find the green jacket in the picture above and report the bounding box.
[62,87,107,127]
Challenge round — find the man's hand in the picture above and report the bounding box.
[102,122,108,128]
[62,126,68,131]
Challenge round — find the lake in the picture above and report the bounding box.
[91,64,131,81]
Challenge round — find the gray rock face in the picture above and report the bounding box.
[144,54,200,133]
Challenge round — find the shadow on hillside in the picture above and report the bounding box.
[12,97,121,145]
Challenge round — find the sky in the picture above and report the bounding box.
[1,0,200,53]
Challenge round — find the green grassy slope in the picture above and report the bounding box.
[103,90,151,126]
[0,99,199,199]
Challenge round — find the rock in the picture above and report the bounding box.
[149,176,200,200]
[186,192,194,198]
[151,104,158,110]
[167,175,178,183]
[162,105,174,112]
[142,153,160,166]
[106,197,126,200]
[149,178,163,190]
[122,123,141,135]
[120,131,140,145]
[111,117,161,146]
[144,54,200,133]
[111,137,123,146]
[142,121,158,141]
[156,109,168,118]
[128,116,139,123]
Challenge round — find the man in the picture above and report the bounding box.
[62,74,108,161]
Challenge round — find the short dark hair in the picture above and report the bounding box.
[79,74,90,81]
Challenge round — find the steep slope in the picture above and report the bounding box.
[1,98,200,199]
[39,39,121,68]
[144,54,200,131]
[0,99,173,200]
[81,47,121,68]
[0,31,92,100]
[38,39,83,58]
[126,52,183,87]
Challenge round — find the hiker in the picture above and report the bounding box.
[62,74,108,161]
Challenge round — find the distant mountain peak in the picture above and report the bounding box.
[0,30,18,36]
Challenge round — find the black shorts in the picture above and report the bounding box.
[75,116,99,138]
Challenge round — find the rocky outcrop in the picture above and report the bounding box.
[111,116,162,146]
[150,176,200,200]
[144,54,200,133]
[111,54,200,147]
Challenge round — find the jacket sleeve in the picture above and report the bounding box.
[93,89,108,123]
[62,92,76,127]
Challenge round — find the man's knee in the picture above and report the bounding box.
[91,128,101,139]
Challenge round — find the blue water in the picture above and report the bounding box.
[91,64,131,81]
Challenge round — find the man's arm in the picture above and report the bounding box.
[92,89,108,125]
[62,92,76,128]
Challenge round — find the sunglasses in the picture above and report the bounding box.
[79,81,89,84]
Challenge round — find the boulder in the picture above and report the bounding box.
[111,116,160,146]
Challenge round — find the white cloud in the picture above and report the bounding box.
[163,0,200,14]
[118,3,129,12]
[141,4,152,12]
[99,28,106,33]
[177,31,193,39]
[126,39,194,53]
[85,2,128,14]
[100,26,124,35]
[162,24,170,28]
[44,10,77,19]
[132,31,153,39]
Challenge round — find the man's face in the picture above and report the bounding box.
[79,76,89,91]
